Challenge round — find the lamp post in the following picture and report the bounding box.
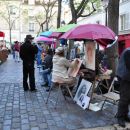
[61,20,66,26]
[101,0,109,26]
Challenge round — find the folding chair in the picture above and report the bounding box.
[101,77,120,110]
[45,82,74,108]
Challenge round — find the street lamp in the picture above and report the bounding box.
[101,0,109,26]
[61,20,66,26]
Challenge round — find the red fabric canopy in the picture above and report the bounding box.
[60,24,116,47]
[49,32,63,38]
[0,31,5,37]
[118,34,130,41]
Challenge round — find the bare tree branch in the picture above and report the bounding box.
[77,0,89,17]
[80,2,96,17]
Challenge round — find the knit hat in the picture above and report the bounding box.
[55,47,64,53]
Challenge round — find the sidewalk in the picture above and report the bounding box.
[80,123,130,130]
[0,55,128,130]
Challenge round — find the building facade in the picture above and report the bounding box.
[0,0,57,43]
[78,0,130,35]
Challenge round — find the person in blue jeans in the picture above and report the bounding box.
[36,43,43,66]
[41,49,53,91]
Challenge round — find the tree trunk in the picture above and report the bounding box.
[108,0,119,35]
[9,28,12,45]
[69,0,77,23]
[46,12,49,31]
[68,40,74,59]
[107,0,120,76]
[57,0,62,28]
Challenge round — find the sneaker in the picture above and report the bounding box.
[118,118,126,128]
[46,87,50,92]
[41,83,48,87]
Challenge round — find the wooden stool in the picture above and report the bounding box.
[46,82,74,108]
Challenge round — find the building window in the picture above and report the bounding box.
[28,8,34,17]
[29,23,35,32]
[9,6,16,15]
[12,22,16,30]
[96,20,100,24]
[120,13,130,30]
[28,0,35,5]
[121,0,128,2]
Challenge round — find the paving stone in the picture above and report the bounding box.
[53,116,62,121]
[47,119,56,126]
[56,121,66,127]
[21,118,29,124]
[39,123,48,129]
[21,124,30,130]
[29,116,36,121]
[4,120,12,125]
[30,121,38,127]
[0,56,121,130]
[12,122,21,129]
[3,125,11,130]
[31,127,40,130]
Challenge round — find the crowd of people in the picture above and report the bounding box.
[8,34,130,128]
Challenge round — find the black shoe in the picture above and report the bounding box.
[30,88,37,92]
[46,87,50,92]
[125,116,130,122]
[24,88,29,91]
[118,118,126,128]
[41,83,48,87]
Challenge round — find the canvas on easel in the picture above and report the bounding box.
[84,41,96,70]
[68,59,82,77]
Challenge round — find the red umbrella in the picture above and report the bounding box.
[60,24,116,46]
[49,32,62,38]
[0,31,5,37]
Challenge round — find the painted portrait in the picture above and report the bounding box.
[84,41,96,70]
[77,94,90,110]
[74,79,92,102]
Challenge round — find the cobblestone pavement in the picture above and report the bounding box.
[0,55,124,130]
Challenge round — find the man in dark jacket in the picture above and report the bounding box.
[20,35,38,92]
[116,48,130,127]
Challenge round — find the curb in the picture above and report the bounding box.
[79,123,130,130]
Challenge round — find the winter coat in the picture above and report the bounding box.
[116,48,130,81]
[20,41,38,64]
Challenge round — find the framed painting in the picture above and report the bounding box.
[74,79,92,102]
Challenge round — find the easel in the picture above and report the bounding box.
[88,74,111,110]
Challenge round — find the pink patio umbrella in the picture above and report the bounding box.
[60,24,116,47]
[49,32,62,38]
[34,36,54,44]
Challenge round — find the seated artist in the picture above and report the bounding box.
[52,47,78,96]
